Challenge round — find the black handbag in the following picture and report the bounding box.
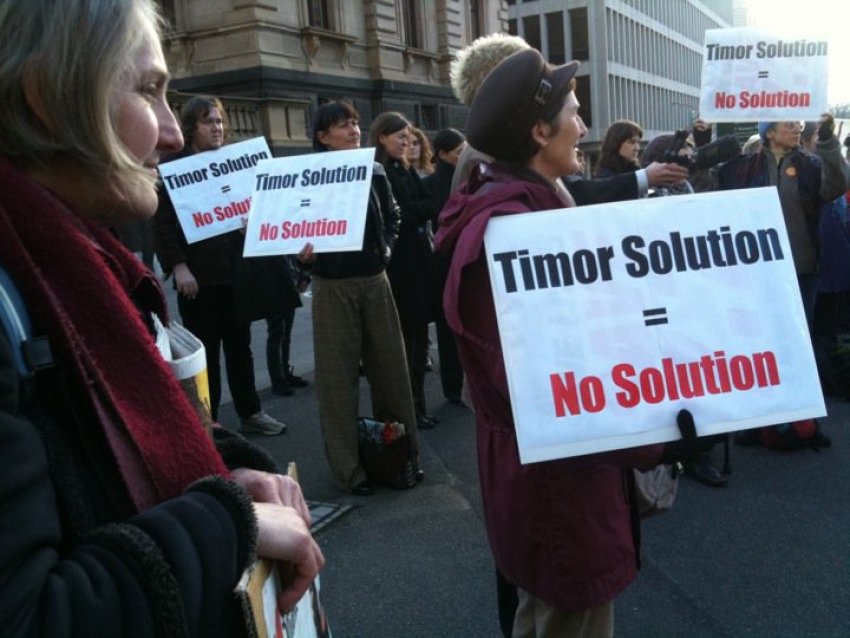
[357,417,416,489]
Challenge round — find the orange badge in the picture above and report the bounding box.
[785,166,797,178]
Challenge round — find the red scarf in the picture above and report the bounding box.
[0,156,229,511]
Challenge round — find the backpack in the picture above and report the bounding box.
[0,265,53,380]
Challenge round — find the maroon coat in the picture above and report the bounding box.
[435,163,663,611]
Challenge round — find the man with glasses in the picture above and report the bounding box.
[718,114,848,448]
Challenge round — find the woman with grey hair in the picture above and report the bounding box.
[0,1,323,635]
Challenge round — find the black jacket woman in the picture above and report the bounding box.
[369,112,440,428]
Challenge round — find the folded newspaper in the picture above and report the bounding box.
[152,314,215,435]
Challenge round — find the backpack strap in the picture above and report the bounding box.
[0,265,53,378]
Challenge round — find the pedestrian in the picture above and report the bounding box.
[297,100,422,495]
[369,111,440,429]
[423,128,467,405]
[0,1,323,635]
[434,48,680,638]
[640,132,731,488]
[266,256,310,396]
[719,115,847,449]
[595,119,644,178]
[154,96,287,435]
[408,126,434,177]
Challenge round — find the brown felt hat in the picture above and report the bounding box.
[466,49,579,163]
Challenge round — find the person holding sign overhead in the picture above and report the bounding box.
[154,96,287,436]
[0,1,323,635]
[297,100,422,496]
[719,114,848,449]
[434,49,706,636]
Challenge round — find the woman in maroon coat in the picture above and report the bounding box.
[434,49,668,636]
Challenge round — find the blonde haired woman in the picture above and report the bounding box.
[0,1,322,634]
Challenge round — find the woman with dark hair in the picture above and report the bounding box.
[423,128,467,404]
[595,119,644,178]
[369,112,440,429]
[298,100,421,495]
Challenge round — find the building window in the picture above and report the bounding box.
[545,12,565,64]
[569,7,589,61]
[469,0,482,41]
[522,15,541,52]
[400,0,421,49]
[575,75,591,127]
[307,0,331,29]
[156,0,177,30]
[508,18,518,36]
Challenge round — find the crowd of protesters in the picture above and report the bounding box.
[3,3,849,635]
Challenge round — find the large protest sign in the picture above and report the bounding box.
[158,137,271,244]
[700,27,829,122]
[243,148,375,257]
[484,188,825,464]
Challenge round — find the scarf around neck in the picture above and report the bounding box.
[0,155,229,511]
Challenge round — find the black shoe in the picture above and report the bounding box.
[285,366,308,388]
[418,417,437,430]
[351,480,373,496]
[685,457,728,487]
[271,380,294,397]
[811,430,832,449]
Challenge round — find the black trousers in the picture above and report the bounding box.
[266,304,296,381]
[178,284,260,420]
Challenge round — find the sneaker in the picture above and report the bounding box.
[285,366,309,388]
[240,411,287,435]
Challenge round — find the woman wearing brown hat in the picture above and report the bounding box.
[434,49,667,636]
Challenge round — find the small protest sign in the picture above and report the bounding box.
[483,188,825,463]
[243,148,375,257]
[158,137,272,244]
[700,27,829,122]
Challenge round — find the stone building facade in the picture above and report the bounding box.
[158,0,507,155]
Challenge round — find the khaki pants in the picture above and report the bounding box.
[312,273,418,490]
[512,588,614,638]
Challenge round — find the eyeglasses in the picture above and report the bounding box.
[778,121,803,131]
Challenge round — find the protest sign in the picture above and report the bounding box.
[158,137,271,244]
[483,188,825,464]
[700,27,829,122]
[243,148,375,257]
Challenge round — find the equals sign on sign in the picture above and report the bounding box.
[300,199,311,207]
[221,185,231,193]
[643,307,668,326]
[758,71,769,79]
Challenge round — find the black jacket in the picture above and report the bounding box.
[311,162,401,278]
[563,171,640,206]
[0,326,263,637]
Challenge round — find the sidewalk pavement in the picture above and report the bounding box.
[176,282,850,637]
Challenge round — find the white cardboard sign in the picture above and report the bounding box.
[483,188,825,464]
[243,148,375,256]
[700,27,829,122]
[158,137,271,244]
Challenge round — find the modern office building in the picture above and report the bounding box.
[506,0,739,156]
[158,0,506,154]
